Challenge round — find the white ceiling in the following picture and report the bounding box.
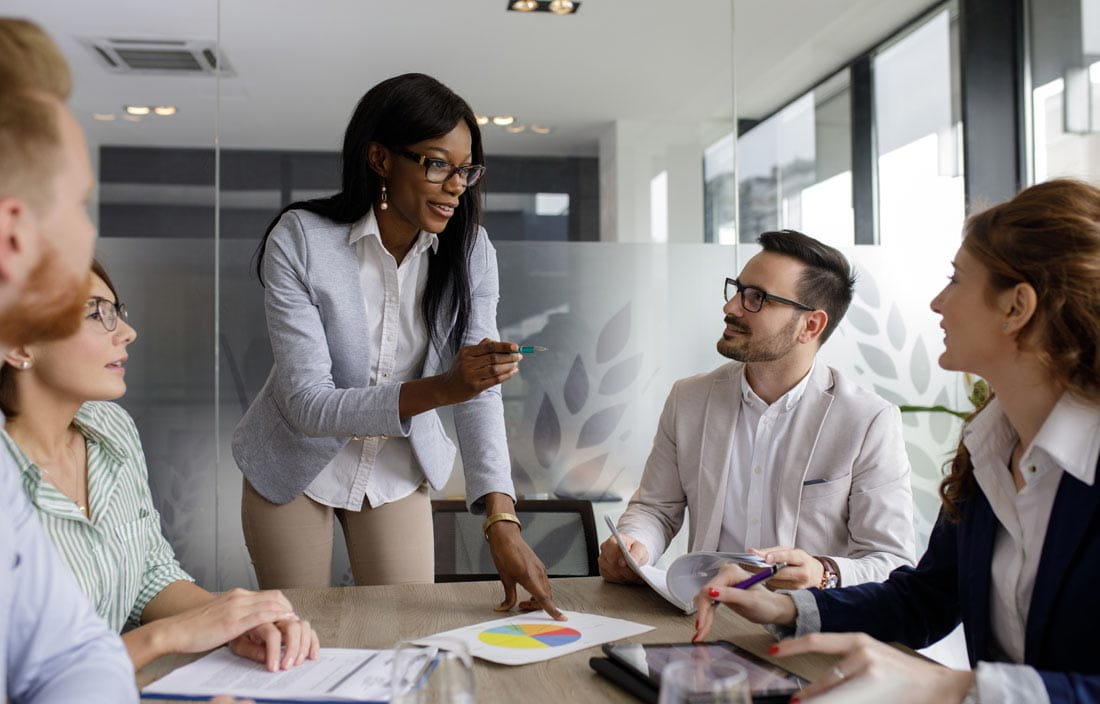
[11,0,937,156]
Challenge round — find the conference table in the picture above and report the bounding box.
[137,577,841,702]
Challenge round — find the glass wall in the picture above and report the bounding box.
[1028,0,1100,184]
[13,0,975,595]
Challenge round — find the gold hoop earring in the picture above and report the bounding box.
[380,181,389,211]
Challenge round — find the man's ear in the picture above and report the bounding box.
[0,196,37,287]
[799,310,829,345]
[367,143,390,179]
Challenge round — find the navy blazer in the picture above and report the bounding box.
[811,463,1100,703]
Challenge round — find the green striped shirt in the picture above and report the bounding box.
[2,401,192,632]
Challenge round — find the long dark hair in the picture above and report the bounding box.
[939,179,1100,521]
[254,73,484,355]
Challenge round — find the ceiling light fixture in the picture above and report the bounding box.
[530,125,552,135]
[92,113,116,121]
[153,105,177,116]
[476,115,490,126]
[548,0,575,14]
[492,115,515,126]
[123,114,142,122]
[124,105,150,116]
[505,0,580,14]
[505,125,527,133]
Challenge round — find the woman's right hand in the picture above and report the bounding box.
[158,588,298,661]
[437,338,522,404]
[692,563,798,641]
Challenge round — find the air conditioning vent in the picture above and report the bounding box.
[80,37,233,76]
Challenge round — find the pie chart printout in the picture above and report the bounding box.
[477,624,583,649]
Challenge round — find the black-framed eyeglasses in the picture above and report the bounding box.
[724,277,815,314]
[86,296,128,333]
[394,147,485,186]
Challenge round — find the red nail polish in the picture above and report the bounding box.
[708,588,720,598]
[768,645,779,655]
[695,619,699,628]
[691,634,699,643]
[790,698,800,704]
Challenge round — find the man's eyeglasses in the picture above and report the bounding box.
[394,148,485,187]
[86,296,128,333]
[724,277,815,313]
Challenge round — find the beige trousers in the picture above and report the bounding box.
[241,478,434,588]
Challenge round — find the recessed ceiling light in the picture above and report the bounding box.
[530,125,552,135]
[510,0,537,10]
[505,125,527,133]
[92,113,116,121]
[548,0,575,14]
[476,115,490,126]
[153,105,177,116]
[123,114,142,122]
[124,105,150,116]
[506,0,580,13]
[492,115,515,126]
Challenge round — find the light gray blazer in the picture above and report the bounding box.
[232,209,514,511]
[618,361,916,586]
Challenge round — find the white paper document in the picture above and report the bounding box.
[142,647,393,702]
[604,515,769,615]
[415,610,653,666]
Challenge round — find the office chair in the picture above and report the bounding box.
[432,499,599,583]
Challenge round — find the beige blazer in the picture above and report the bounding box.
[618,361,916,586]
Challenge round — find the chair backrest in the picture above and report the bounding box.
[431,499,599,583]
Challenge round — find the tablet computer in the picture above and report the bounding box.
[601,641,806,703]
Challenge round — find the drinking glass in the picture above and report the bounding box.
[658,659,751,704]
[389,637,475,704]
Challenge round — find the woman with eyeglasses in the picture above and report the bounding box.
[233,73,562,619]
[0,260,320,673]
[694,179,1100,703]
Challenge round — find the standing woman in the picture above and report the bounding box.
[235,73,561,618]
[693,179,1100,703]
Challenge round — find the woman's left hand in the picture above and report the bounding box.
[772,633,973,703]
[228,617,321,672]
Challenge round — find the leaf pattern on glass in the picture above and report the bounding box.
[929,388,957,444]
[910,335,931,394]
[846,304,879,336]
[598,354,642,395]
[855,267,881,308]
[887,303,906,351]
[533,394,561,468]
[906,441,945,524]
[554,453,608,495]
[858,342,899,380]
[563,355,589,415]
[531,520,584,572]
[596,303,631,364]
[576,404,628,449]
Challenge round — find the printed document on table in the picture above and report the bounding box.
[142,647,392,702]
[415,610,653,666]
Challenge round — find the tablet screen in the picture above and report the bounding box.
[603,642,805,697]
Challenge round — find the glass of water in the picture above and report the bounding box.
[658,659,751,704]
[390,637,475,704]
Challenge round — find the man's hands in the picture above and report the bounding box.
[597,533,649,584]
[750,546,826,590]
[483,493,566,621]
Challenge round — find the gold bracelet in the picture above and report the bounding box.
[482,512,522,540]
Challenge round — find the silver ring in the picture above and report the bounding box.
[832,665,846,681]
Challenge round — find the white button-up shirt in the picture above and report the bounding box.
[964,392,1100,663]
[304,208,439,511]
[718,363,815,552]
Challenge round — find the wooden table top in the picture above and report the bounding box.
[137,577,838,702]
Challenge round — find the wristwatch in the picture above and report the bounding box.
[482,512,522,540]
[817,556,839,589]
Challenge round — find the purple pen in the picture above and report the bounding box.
[709,562,788,606]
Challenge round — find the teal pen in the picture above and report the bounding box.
[517,346,548,353]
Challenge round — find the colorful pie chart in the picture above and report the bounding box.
[477,624,583,649]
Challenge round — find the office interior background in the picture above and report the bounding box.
[11,0,1098,592]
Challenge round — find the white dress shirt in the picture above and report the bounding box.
[718,363,814,553]
[305,208,439,511]
[786,391,1100,704]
